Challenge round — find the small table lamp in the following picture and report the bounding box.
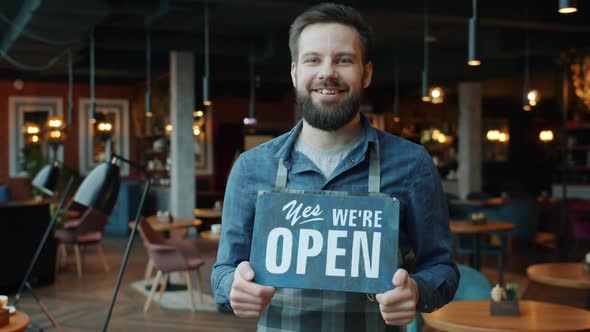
[72,153,150,332]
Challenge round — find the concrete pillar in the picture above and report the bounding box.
[458,82,482,199]
[169,51,195,220]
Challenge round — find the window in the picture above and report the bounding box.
[79,98,130,175]
[9,96,63,177]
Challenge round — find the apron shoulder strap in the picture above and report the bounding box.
[368,141,380,193]
[275,158,288,189]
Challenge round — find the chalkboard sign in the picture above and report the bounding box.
[250,190,399,294]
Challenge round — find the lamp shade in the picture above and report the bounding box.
[73,161,121,215]
[32,163,60,196]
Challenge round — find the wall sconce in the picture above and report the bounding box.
[25,123,40,135]
[193,124,201,136]
[571,55,590,110]
[539,130,554,142]
[45,116,67,144]
[487,129,509,142]
[558,0,577,14]
[165,124,173,134]
[429,86,444,104]
[24,123,41,144]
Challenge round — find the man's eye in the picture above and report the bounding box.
[338,58,352,64]
[304,58,318,63]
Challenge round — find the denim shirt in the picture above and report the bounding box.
[211,115,459,316]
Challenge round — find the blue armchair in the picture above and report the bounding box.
[0,185,11,203]
[105,180,141,236]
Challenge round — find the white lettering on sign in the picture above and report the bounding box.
[326,230,348,276]
[283,200,324,226]
[265,228,381,279]
[266,227,292,273]
[296,229,323,274]
[351,231,381,278]
[332,209,383,228]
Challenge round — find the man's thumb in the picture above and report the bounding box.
[392,268,409,287]
[237,261,255,281]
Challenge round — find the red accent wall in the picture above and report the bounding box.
[0,80,139,201]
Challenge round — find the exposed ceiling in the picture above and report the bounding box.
[1,0,589,98]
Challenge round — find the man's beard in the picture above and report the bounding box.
[295,88,361,132]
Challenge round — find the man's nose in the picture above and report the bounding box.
[317,62,338,80]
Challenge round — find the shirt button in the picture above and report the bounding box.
[424,304,428,309]
[348,159,355,164]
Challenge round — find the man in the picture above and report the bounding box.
[212,3,459,331]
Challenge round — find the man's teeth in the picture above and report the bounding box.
[317,89,338,95]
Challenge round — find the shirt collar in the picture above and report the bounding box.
[269,112,379,160]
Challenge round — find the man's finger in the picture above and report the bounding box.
[236,261,255,281]
[392,268,409,287]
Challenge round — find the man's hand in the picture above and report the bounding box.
[375,268,420,326]
[230,261,276,318]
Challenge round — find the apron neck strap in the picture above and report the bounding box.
[276,157,289,189]
[368,141,380,193]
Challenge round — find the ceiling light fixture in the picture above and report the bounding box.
[522,26,540,111]
[558,0,578,14]
[145,28,152,118]
[393,56,400,123]
[421,0,431,102]
[244,47,258,126]
[89,28,96,122]
[467,0,481,66]
[202,3,211,106]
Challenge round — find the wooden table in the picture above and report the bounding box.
[527,262,590,308]
[141,215,202,232]
[200,230,221,241]
[193,208,222,230]
[450,220,515,270]
[0,311,30,332]
[449,198,507,207]
[422,300,590,332]
[193,208,222,219]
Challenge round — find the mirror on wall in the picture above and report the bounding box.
[79,98,130,175]
[9,96,63,177]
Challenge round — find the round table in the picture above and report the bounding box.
[0,311,30,332]
[527,262,590,308]
[200,230,221,241]
[422,300,590,332]
[193,208,222,231]
[450,220,515,270]
[139,215,203,232]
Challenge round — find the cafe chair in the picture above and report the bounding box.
[138,218,205,312]
[55,207,110,278]
[407,264,491,332]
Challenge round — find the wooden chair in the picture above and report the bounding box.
[55,207,110,277]
[138,218,205,312]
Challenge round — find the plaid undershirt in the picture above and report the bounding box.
[257,288,401,332]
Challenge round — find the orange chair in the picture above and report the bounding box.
[55,208,110,277]
[137,218,205,312]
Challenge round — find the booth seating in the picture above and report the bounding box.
[106,180,141,236]
[0,185,11,203]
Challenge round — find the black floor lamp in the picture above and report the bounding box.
[71,153,150,332]
[14,162,74,331]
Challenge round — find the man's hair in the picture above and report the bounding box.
[289,2,373,65]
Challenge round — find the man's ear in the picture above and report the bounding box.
[290,62,296,88]
[363,61,373,88]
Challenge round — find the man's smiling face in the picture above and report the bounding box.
[291,22,372,131]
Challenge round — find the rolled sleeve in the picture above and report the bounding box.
[211,154,257,312]
[406,149,459,312]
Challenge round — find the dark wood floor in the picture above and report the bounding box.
[14,236,258,332]
[10,236,589,331]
